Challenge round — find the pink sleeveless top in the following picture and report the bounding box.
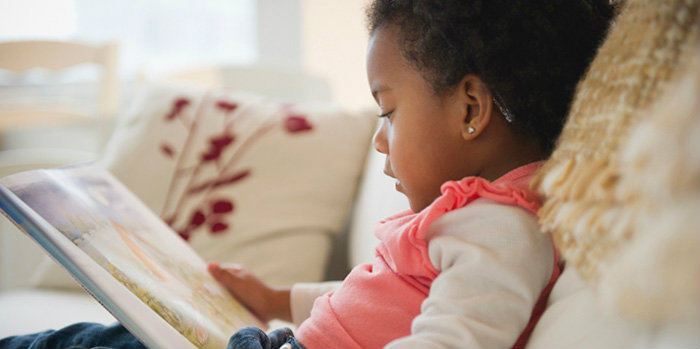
[296,162,559,349]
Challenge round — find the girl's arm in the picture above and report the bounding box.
[208,263,342,326]
[385,200,555,349]
[208,263,292,323]
[290,281,342,327]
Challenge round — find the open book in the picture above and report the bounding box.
[0,163,263,349]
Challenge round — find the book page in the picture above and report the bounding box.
[0,163,263,349]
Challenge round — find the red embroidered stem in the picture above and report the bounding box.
[167,101,252,219]
[185,113,278,208]
[223,101,255,132]
[161,98,309,239]
[178,111,193,129]
[161,92,210,218]
[173,101,252,176]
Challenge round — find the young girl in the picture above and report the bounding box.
[0,1,613,348]
[215,1,614,348]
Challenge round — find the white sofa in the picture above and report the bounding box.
[0,81,694,348]
[0,64,391,338]
[1,0,698,344]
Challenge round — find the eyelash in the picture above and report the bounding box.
[378,111,393,119]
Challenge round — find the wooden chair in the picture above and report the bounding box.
[0,40,119,150]
[143,64,332,103]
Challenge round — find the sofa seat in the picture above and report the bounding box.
[526,267,697,349]
[2,263,694,348]
[0,288,115,338]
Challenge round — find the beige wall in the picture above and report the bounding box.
[300,0,376,111]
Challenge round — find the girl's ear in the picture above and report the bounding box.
[458,75,494,140]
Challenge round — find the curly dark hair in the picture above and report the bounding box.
[366,0,616,154]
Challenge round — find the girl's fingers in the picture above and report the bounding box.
[207,261,283,323]
[207,261,220,274]
[219,263,245,271]
[208,262,252,298]
[208,262,245,278]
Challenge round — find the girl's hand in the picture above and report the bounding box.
[208,262,292,323]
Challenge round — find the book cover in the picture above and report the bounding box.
[0,163,263,349]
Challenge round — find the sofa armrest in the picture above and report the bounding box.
[526,267,697,348]
[0,148,96,291]
[0,289,115,338]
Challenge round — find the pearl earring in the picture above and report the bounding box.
[467,126,476,134]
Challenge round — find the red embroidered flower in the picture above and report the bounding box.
[178,230,191,241]
[284,115,313,133]
[209,221,229,234]
[165,98,191,121]
[211,134,235,148]
[201,133,235,162]
[188,210,206,228]
[162,98,318,242]
[160,143,175,158]
[217,101,238,113]
[212,200,234,213]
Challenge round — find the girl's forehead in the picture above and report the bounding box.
[367,26,411,85]
[368,25,401,58]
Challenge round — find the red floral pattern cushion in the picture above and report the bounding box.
[156,96,315,241]
[32,83,376,288]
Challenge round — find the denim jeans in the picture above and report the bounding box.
[0,323,304,349]
[227,327,305,349]
[0,322,146,349]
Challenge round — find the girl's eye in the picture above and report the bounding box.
[378,111,393,119]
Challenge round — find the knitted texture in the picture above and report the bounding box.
[531,0,700,283]
[598,55,700,324]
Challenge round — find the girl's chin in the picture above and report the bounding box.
[394,179,403,193]
[408,201,425,213]
[407,192,443,213]
[398,183,432,212]
[407,197,429,213]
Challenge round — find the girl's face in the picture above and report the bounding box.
[367,25,479,212]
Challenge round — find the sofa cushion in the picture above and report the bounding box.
[526,267,698,349]
[0,289,116,338]
[31,83,376,289]
[346,149,409,267]
[532,0,699,284]
[530,47,700,349]
[529,0,699,344]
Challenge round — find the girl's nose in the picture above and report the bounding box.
[372,119,389,155]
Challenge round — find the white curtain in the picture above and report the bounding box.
[0,0,258,152]
[0,0,257,78]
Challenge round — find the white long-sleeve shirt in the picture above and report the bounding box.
[291,198,555,348]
